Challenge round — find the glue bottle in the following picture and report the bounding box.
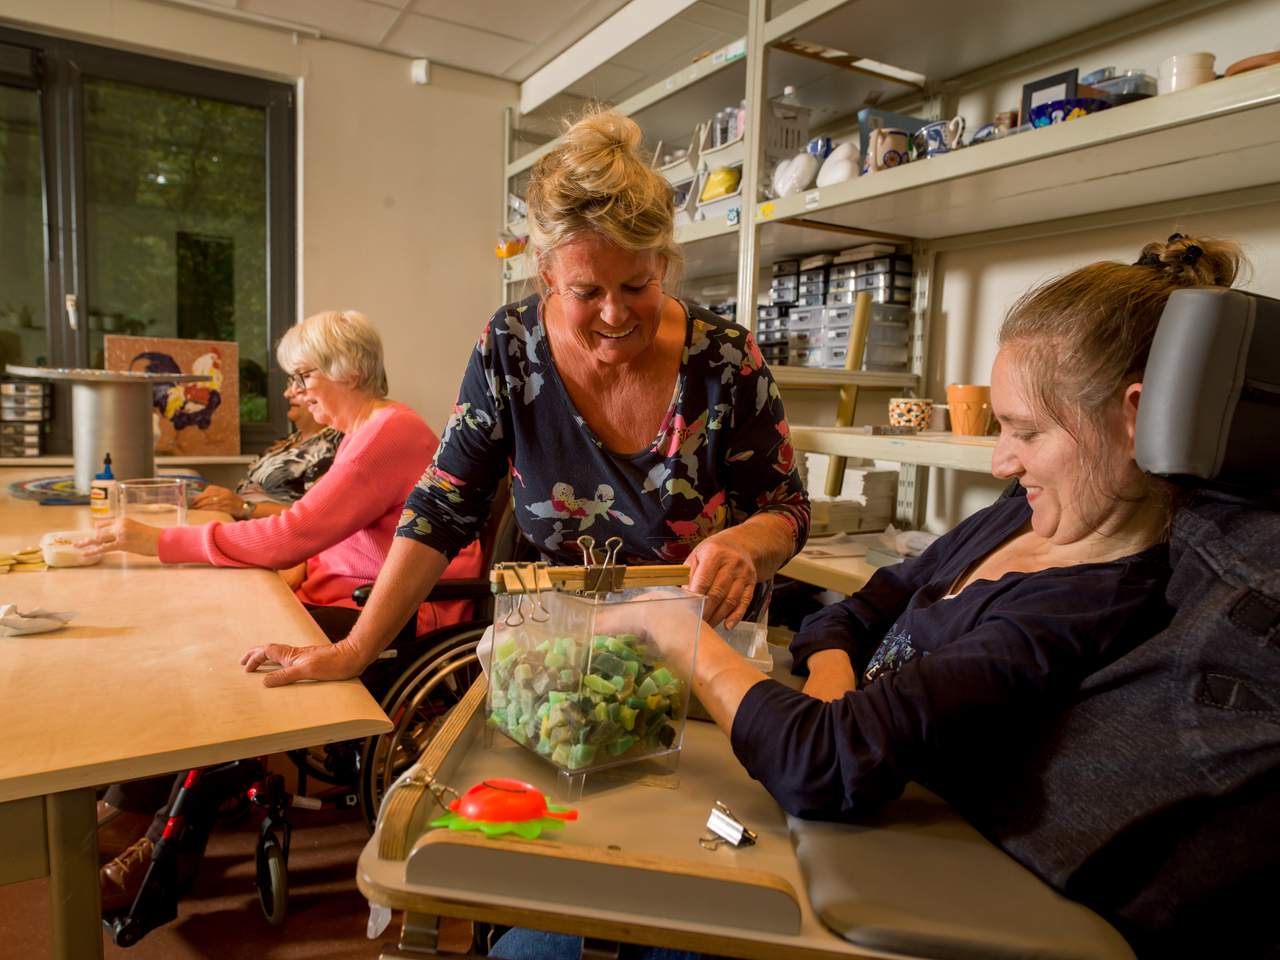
[89,453,117,518]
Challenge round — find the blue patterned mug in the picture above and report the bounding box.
[912,116,965,158]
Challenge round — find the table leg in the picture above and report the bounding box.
[46,787,103,960]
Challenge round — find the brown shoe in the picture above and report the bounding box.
[97,801,154,863]
[101,836,154,914]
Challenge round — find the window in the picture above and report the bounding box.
[0,27,295,450]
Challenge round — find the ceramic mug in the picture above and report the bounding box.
[1159,53,1216,94]
[945,384,992,436]
[912,116,965,158]
[863,127,910,174]
[888,397,934,432]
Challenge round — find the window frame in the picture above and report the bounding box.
[0,25,296,451]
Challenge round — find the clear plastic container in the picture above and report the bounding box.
[829,263,859,280]
[796,293,825,307]
[486,586,703,797]
[825,290,857,306]
[40,531,103,567]
[868,318,911,345]
[1094,70,1157,104]
[789,345,825,366]
[855,255,913,276]
[827,276,856,293]
[855,272,912,291]
[799,267,829,283]
[787,305,825,330]
[821,305,854,327]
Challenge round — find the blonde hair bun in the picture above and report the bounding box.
[526,106,682,285]
[1133,233,1243,288]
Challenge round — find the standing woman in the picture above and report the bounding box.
[243,108,810,686]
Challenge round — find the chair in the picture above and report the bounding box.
[786,287,1280,960]
[286,477,530,831]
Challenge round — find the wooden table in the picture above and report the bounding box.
[0,470,391,959]
[358,681,887,960]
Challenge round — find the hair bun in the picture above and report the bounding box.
[1133,233,1242,287]
[524,106,680,286]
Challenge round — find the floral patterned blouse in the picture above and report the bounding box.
[397,294,809,566]
[235,427,343,504]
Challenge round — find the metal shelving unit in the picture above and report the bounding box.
[497,0,1280,546]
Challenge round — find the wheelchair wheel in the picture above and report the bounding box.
[358,627,485,832]
[256,834,288,927]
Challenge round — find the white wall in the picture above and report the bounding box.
[1,0,516,434]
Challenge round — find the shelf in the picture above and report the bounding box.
[681,219,899,282]
[791,427,996,472]
[755,65,1280,240]
[772,368,918,390]
[780,541,880,595]
[508,35,748,178]
[766,0,1167,83]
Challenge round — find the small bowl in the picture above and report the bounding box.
[41,531,103,567]
[1029,98,1111,127]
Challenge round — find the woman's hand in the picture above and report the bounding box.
[685,527,758,629]
[240,639,366,687]
[801,649,857,702]
[192,484,247,516]
[76,517,163,558]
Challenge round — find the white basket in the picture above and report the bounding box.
[765,100,810,160]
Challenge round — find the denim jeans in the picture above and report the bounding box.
[488,928,701,960]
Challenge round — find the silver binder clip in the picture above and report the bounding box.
[699,800,758,850]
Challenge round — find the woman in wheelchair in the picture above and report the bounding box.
[239,108,811,689]
[85,309,483,913]
[490,234,1254,959]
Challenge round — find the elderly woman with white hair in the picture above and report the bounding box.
[86,310,483,913]
[86,309,479,637]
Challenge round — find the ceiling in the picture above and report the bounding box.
[178,0,750,127]
[186,0,624,81]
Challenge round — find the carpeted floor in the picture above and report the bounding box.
[0,768,400,960]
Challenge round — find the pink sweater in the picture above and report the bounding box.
[159,403,484,634]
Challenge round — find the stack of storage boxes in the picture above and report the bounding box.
[759,259,800,369]
[0,380,49,457]
[756,304,788,367]
[852,254,912,306]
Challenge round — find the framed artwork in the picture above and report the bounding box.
[1020,69,1079,125]
[104,335,240,455]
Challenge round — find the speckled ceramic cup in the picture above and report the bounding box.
[888,397,934,431]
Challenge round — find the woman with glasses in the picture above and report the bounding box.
[84,309,484,912]
[84,308,482,638]
[187,374,343,522]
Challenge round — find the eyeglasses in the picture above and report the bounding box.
[286,369,320,392]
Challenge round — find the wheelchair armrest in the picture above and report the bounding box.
[351,578,494,608]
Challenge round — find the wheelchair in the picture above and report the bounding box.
[288,480,530,832]
[106,485,527,946]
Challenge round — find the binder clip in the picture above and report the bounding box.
[699,800,758,850]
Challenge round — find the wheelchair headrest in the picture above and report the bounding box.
[1136,287,1280,490]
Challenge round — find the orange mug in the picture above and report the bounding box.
[946,384,992,435]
